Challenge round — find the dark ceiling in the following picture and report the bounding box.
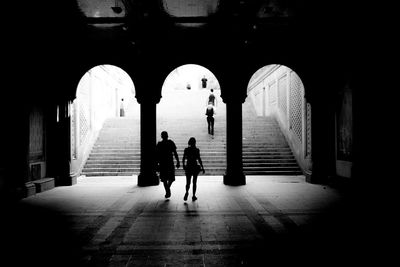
[5,0,361,101]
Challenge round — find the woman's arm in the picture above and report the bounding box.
[197,149,205,173]
[174,149,180,168]
[182,150,187,170]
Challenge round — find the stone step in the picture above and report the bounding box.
[83,172,136,176]
[243,162,300,167]
[82,167,139,173]
[243,155,295,159]
[243,158,297,163]
[87,151,294,156]
[243,170,303,175]
[87,155,141,160]
[84,162,227,168]
[242,151,294,155]
[84,159,294,166]
[84,158,228,163]
[82,102,303,177]
[88,148,292,154]
[90,144,291,150]
[243,166,301,171]
[86,154,295,161]
[84,160,141,164]
[31,178,55,193]
[82,163,299,170]
[83,169,304,177]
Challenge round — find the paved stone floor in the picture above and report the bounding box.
[1,175,383,266]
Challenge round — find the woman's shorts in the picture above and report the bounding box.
[185,166,200,177]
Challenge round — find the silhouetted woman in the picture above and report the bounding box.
[182,137,205,201]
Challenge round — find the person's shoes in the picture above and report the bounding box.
[165,190,171,198]
[192,196,197,201]
[184,192,188,201]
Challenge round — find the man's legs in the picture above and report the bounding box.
[163,179,174,198]
[163,181,170,198]
[207,117,211,134]
[210,117,214,135]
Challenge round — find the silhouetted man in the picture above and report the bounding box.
[207,89,217,107]
[156,131,180,198]
[201,76,208,88]
[120,98,125,117]
[205,103,215,135]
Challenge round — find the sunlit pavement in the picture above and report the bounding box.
[3,175,373,266]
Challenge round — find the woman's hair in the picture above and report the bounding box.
[188,137,196,147]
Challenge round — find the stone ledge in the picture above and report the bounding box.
[32,178,55,193]
[24,182,37,197]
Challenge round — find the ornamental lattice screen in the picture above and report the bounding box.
[71,102,76,159]
[278,74,287,117]
[289,71,304,143]
[268,81,277,107]
[78,86,90,147]
[306,102,312,157]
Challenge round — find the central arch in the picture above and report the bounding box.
[157,64,226,176]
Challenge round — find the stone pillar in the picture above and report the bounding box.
[4,105,30,199]
[137,99,159,186]
[223,99,246,185]
[306,84,336,184]
[55,102,76,186]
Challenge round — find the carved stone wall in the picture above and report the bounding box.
[29,107,44,161]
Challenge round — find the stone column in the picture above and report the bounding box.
[306,84,336,184]
[55,102,76,186]
[137,99,159,186]
[223,98,246,185]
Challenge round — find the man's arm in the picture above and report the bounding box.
[155,143,160,171]
[174,149,180,168]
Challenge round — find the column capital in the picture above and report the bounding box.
[220,92,247,105]
[218,75,248,104]
[135,93,161,105]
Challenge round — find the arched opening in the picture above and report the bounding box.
[244,64,311,176]
[157,64,226,176]
[71,64,139,178]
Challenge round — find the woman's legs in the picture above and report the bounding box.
[184,174,192,200]
[185,175,191,193]
[192,174,198,200]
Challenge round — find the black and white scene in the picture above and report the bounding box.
[1,0,388,266]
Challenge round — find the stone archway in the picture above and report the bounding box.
[71,64,138,178]
[157,64,226,177]
[245,64,311,177]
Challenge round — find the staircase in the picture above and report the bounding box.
[242,101,303,175]
[81,117,140,176]
[81,90,302,177]
[157,101,227,176]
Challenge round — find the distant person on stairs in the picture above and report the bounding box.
[207,89,217,108]
[120,98,125,117]
[206,103,215,135]
[182,137,205,201]
[155,131,180,198]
